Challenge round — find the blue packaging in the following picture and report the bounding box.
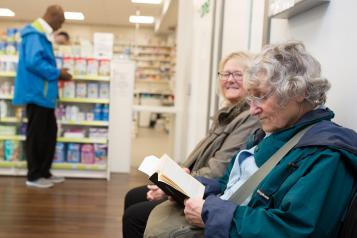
[53,142,66,163]
[66,143,81,163]
[101,104,109,121]
[93,104,101,121]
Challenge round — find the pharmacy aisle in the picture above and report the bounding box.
[0,28,114,179]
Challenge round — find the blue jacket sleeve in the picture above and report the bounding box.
[195,176,222,198]
[201,195,238,238]
[24,34,60,81]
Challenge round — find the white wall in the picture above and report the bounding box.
[270,1,357,131]
[221,0,252,55]
[183,0,216,155]
[173,0,194,162]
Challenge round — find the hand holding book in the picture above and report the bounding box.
[138,154,205,205]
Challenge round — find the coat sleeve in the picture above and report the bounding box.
[23,34,60,81]
[230,149,355,238]
[191,112,259,178]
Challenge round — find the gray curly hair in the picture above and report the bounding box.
[245,41,330,107]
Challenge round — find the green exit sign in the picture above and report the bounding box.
[200,0,211,17]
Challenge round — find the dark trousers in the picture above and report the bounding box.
[122,185,166,238]
[26,104,57,181]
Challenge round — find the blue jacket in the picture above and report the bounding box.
[13,23,60,109]
[198,108,357,238]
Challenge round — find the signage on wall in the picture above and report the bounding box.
[93,32,114,59]
[200,0,211,18]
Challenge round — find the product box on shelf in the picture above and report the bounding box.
[74,57,87,75]
[0,141,4,160]
[53,142,66,163]
[63,81,75,98]
[63,57,75,74]
[76,82,87,98]
[98,59,111,76]
[86,58,98,75]
[4,140,21,161]
[87,83,99,98]
[94,144,107,164]
[99,83,109,99]
[81,144,95,164]
[66,143,81,163]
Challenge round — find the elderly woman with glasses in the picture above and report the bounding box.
[122,52,260,238]
[144,42,357,238]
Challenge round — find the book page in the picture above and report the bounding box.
[158,154,205,199]
[138,155,160,177]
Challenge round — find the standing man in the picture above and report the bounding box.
[13,5,72,188]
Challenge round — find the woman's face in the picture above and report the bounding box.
[248,82,303,133]
[219,58,247,104]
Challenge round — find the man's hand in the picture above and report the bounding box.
[59,68,72,81]
[184,198,205,228]
[147,184,166,201]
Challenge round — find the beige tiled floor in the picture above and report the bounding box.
[131,127,170,168]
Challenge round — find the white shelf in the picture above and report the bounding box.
[59,97,110,104]
[59,120,109,126]
[0,72,16,77]
[269,0,330,18]
[0,95,13,100]
[73,75,110,81]
[0,135,107,144]
[57,137,107,144]
[132,105,177,114]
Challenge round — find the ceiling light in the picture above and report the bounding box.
[129,16,155,24]
[131,0,162,4]
[0,8,15,17]
[64,12,85,21]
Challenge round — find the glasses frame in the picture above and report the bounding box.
[246,89,275,106]
[217,71,243,81]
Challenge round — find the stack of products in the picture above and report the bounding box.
[53,142,107,164]
[56,104,109,122]
[0,140,23,161]
[59,81,110,99]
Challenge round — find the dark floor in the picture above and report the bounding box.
[0,171,147,238]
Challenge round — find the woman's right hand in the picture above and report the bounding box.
[147,184,166,201]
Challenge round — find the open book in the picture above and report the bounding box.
[138,154,205,205]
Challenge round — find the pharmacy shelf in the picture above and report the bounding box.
[57,137,107,144]
[73,75,110,82]
[0,135,107,144]
[0,95,13,100]
[135,79,170,84]
[0,161,107,179]
[59,97,110,104]
[59,120,109,126]
[132,105,177,114]
[0,73,110,82]
[0,72,16,77]
[0,135,25,141]
[0,117,21,123]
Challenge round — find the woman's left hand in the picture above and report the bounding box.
[184,198,205,228]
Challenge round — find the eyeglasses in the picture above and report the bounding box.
[217,71,243,81]
[246,89,274,106]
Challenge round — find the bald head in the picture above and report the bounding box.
[43,5,65,31]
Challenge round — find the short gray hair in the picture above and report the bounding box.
[245,41,330,107]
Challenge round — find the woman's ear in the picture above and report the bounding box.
[296,95,305,103]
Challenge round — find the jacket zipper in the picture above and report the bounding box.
[44,81,48,98]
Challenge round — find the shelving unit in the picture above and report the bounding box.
[0,62,112,179]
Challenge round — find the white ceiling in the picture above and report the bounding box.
[0,0,177,32]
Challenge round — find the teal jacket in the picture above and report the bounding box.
[13,22,60,109]
[199,108,357,238]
